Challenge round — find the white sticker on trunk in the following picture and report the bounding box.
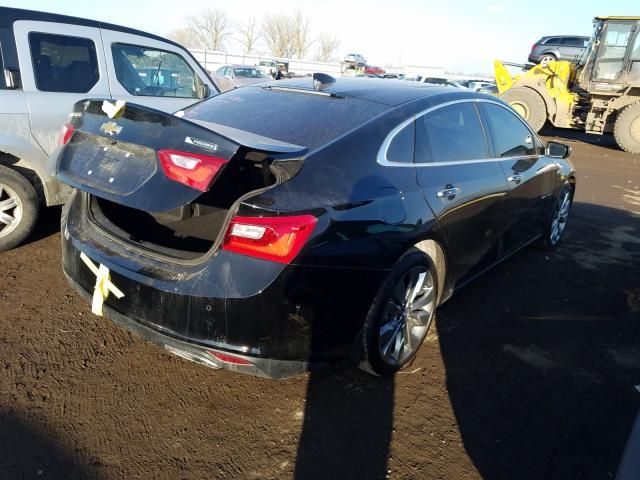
[185,136,218,152]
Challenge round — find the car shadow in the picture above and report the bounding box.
[294,366,394,480]
[24,205,62,245]
[0,411,102,479]
[294,202,640,479]
[437,202,640,479]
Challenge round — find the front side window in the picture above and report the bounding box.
[29,32,99,93]
[415,103,488,163]
[480,103,540,157]
[111,43,201,98]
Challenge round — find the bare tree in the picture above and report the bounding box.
[166,27,201,48]
[290,10,312,59]
[262,13,294,58]
[187,9,232,51]
[237,17,260,54]
[314,33,340,62]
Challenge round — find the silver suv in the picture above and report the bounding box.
[528,35,590,64]
[0,7,218,252]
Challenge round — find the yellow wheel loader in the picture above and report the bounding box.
[495,16,640,153]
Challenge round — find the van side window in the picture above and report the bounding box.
[415,103,488,163]
[480,103,540,157]
[386,122,415,164]
[111,43,201,98]
[28,32,99,93]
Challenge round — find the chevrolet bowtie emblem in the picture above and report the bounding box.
[100,121,123,136]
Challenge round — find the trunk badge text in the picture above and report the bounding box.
[185,136,218,151]
[100,121,123,136]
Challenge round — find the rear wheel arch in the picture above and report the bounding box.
[412,238,447,306]
[0,152,47,204]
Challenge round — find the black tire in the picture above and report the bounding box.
[501,87,548,132]
[359,249,438,376]
[613,102,640,154]
[0,165,39,253]
[537,183,573,250]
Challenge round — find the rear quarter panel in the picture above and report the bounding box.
[245,98,448,271]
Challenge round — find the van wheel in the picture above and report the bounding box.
[359,249,438,376]
[501,87,547,132]
[0,165,39,252]
[614,102,640,154]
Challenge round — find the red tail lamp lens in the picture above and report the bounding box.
[208,351,254,366]
[223,215,317,264]
[59,123,75,145]
[158,149,228,192]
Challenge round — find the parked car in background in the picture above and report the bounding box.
[0,7,217,252]
[344,53,366,65]
[52,78,575,378]
[214,64,270,91]
[468,81,495,91]
[418,77,467,89]
[364,65,385,75]
[528,35,590,64]
[477,84,499,94]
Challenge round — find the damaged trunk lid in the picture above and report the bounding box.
[51,100,306,213]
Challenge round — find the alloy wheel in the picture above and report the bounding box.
[0,183,22,239]
[378,266,436,366]
[550,190,571,245]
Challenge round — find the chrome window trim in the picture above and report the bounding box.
[377,98,544,168]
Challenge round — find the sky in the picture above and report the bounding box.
[3,0,639,74]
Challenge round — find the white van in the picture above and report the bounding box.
[0,7,218,251]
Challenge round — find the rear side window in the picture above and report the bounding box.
[111,43,201,98]
[480,103,540,157]
[29,32,98,93]
[560,37,587,47]
[415,102,488,163]
[386,122,415,163]
[544,37,560,45]
[184,87,387,150]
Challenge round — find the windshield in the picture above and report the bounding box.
[234,67,267,78]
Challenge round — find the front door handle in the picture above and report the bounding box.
[436,186,461,198]
[507,174,522,184]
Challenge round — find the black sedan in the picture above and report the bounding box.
[51,77,575,378]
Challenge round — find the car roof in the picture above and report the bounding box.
[541,35,590,40]
[0,6,186,50]
[249,77,477,107]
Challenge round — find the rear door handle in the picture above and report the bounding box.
[436,186,461,198]
[507,174,521,184]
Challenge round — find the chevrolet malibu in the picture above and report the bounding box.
[51,77,575,378]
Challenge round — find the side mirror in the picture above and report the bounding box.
[197,83,211,99]
[3,68,21,89]
[546,141,571,159]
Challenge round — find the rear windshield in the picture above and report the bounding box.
[183,86,387,150]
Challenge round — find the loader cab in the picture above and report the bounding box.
[577,17,640,92]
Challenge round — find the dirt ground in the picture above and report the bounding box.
[1,129,639,480]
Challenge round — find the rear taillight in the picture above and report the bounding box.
[59,123,75,145]
[208,351,254,366]
[222,214,317,264]
[158,149,228,192]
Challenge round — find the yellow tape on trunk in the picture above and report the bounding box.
[80,252,125,316]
